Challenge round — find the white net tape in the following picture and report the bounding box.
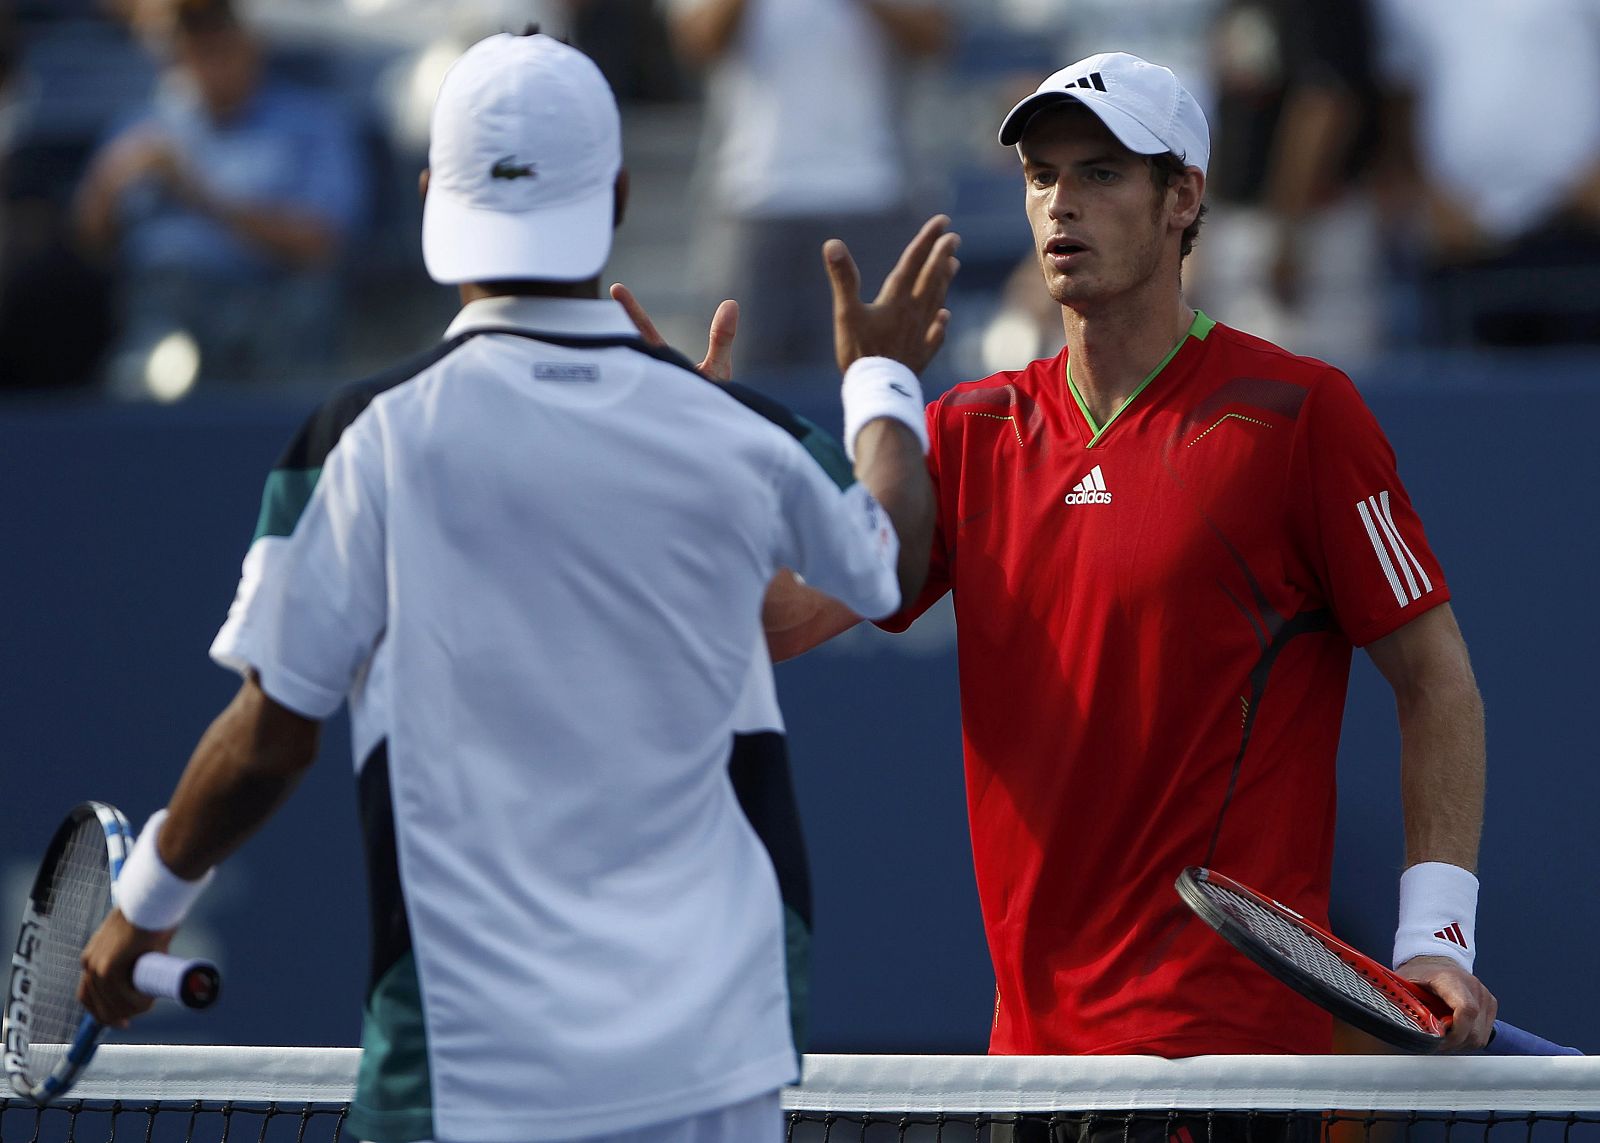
[44,1048,1600,1113]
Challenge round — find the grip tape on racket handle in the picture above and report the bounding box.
[1485,1020,1583,1056]
[132,952,221,1009]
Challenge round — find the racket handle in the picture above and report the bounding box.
[1484,1020,1582,1056]
[132,952,221,1010]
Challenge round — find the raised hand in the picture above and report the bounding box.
[610,283,739,382]
[825,214,961,376]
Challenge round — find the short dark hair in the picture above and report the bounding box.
[1148,151,1205,260]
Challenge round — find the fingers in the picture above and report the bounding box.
[823,239,863,314]
[700,299,739,382]
[1398,957,1498,1051]
[923,308,952,356]
[77,966,143,1029]
[608,282,665,346]
[912,232,962,305]
[77,912,164,1029]
[615,284,739,381]
[877,214,952,302]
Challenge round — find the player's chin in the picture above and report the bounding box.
[1043,274,1090,307]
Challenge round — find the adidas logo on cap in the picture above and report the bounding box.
[1064,465,1112,505]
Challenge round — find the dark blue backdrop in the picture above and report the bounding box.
[2,352,1595,1051]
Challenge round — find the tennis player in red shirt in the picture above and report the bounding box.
[758,50,1498,1072]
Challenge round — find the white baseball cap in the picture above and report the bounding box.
[997,52,1210,175]
[422,33,622,285]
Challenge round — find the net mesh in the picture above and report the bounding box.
[4,1050,1599,1143]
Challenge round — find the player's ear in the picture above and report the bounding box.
[1172,167,1204,230]
[613,169,629,230]
[419,168,430,203]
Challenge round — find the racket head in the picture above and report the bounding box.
[1174,865,1448,1053]
[4,801,133,1103]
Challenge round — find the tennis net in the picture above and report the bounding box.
[3,1048,1598,1142]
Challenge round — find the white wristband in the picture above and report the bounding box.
[112,810,215,932]
[1392,861,1478,972]
[841,357,928,462]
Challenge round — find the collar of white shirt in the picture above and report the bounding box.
[444,295,641,341]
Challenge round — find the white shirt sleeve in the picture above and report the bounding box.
[771,437,902,621]
[210,411,389,719]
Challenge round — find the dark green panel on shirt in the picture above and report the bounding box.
[253,467,323,541]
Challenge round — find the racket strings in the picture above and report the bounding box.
[23,818,115,1074]
[1197,882,1421,1031]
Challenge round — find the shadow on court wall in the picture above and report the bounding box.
[1,351,1595,1053]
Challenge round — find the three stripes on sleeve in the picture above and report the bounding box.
[1356,490,1433,608]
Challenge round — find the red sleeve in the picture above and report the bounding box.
[875,397,951,632]
[1287,369,1449,646]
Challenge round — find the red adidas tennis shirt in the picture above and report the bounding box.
[883,313,1448,1055]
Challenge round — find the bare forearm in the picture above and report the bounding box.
[763,571,860,661]
[669,0,747,64]
[861,0,950,56]
[158,679,320,879]
[852,417,934,604]
[760,417,932,662]
[1397,677,1485,870]
[1367,605,1486,871]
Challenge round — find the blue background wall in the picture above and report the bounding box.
[2,354,1596,1052]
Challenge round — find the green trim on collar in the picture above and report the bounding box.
[1067,309,1214,445]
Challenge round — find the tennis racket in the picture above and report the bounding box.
[3,801,221,1103]
[1174,866,1579,1056]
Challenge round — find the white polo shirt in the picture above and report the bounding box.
[210,296,902,1142]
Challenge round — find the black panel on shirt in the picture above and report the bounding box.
[357,740,412,998]
[275,336,473,473]
[729,730,814,929]
[461,326,856,489]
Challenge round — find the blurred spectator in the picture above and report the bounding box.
[665,0,949,379]
[1377,0,1600,346]
[0,0,123,392]
[566,0,685,103]
[1195,0,1389,362]
[73,0,364,395]
[1259,0,1387,341]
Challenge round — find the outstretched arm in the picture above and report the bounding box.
[822,215,956,604]
[612,214,959,654]
[77,678,320,1026]
[763,215,959,651]
[153,677,322,878]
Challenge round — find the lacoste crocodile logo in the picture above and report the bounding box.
[491,156,537,181]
